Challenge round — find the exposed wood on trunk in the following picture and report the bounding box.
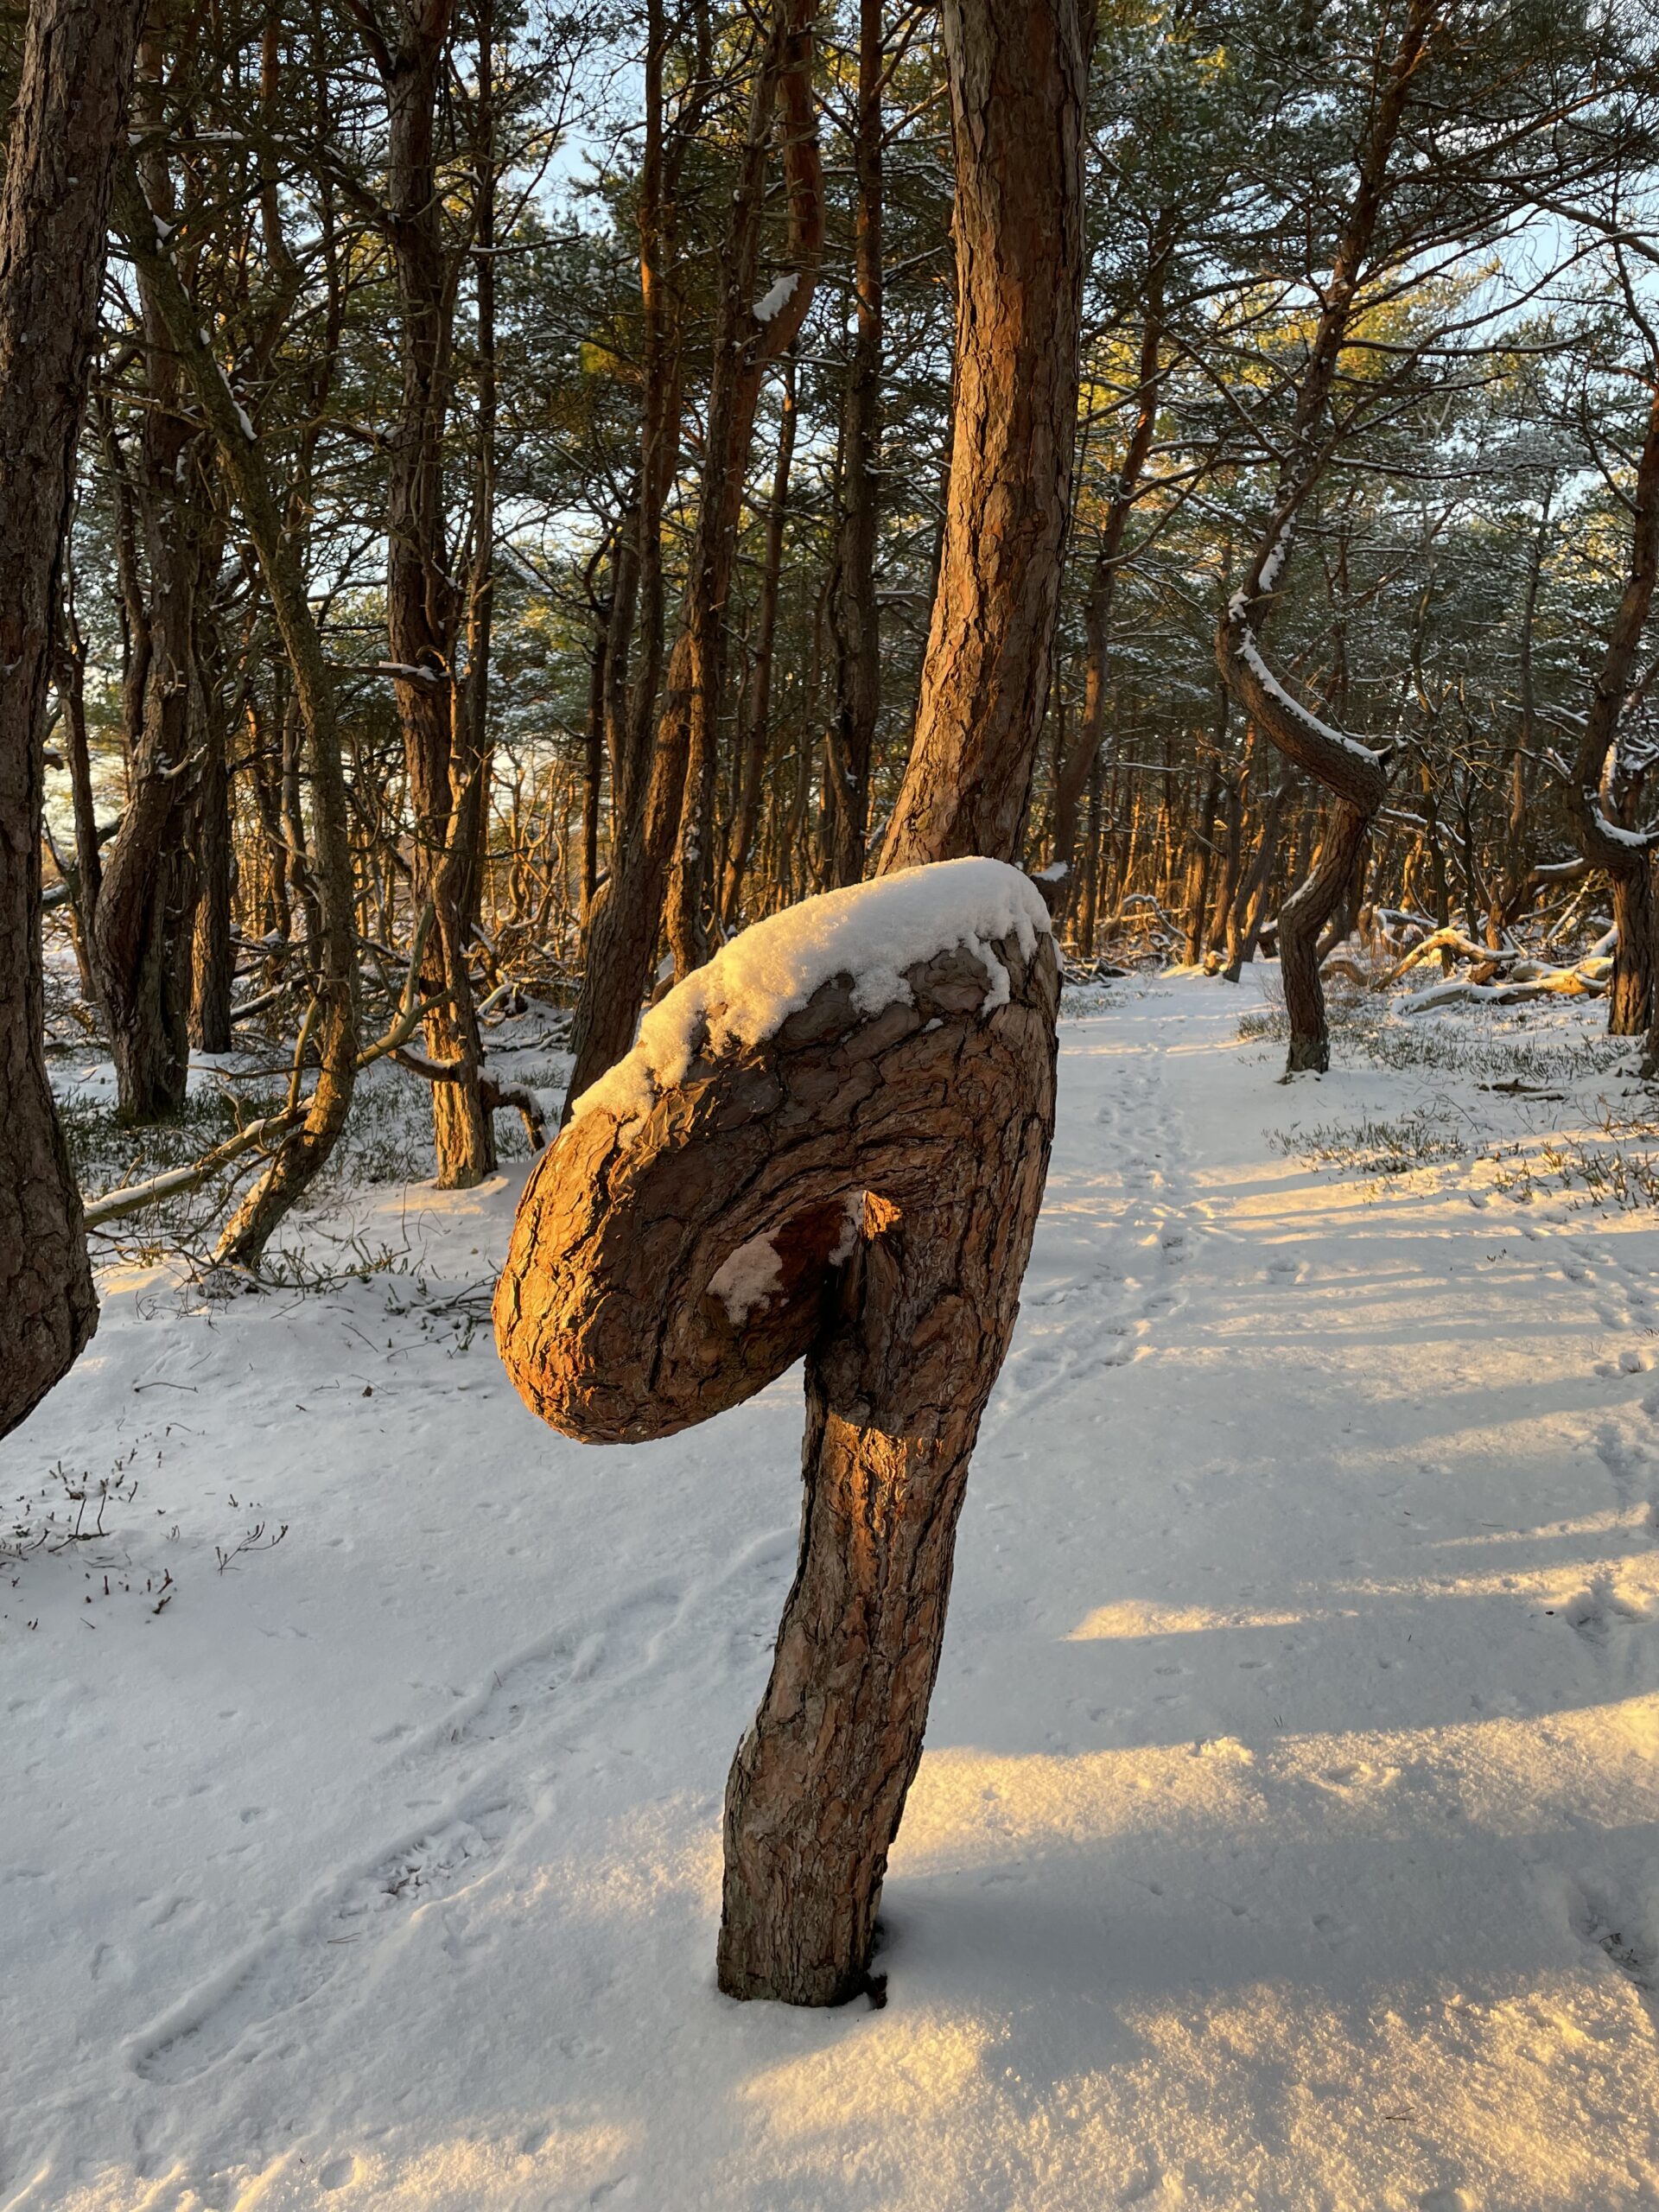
[497,915,1058,2003]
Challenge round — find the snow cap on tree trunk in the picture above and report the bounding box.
[569,855,1052,1135]
[494,857,1057,1449]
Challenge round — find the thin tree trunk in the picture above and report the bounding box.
[566,0,823,1105]
[115,165,360,1265]
[823,0,882,888]
[1049,226,1171,899]
[722,362,797,927]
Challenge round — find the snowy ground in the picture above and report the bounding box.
[7,970,1659,2212]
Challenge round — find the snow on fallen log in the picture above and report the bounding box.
[1399,963,1611,1012]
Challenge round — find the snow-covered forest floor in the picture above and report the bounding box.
[8,969,1659,2211]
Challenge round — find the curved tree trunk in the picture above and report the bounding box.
[1213,3,1428,1068]
[1279,800,1368,1072]
[0,0,147,1437]
[498,904,1058,2007]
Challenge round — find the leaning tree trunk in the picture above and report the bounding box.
[497,868,1058,2003]
[0,0,147,1437]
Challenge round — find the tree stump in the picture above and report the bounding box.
[494,859,1058,2004]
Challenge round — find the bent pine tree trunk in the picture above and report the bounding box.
[0,0,147,1436]
[497,869,1058,2003]
[1567,376,1659,1044]
[1214,1,1429,1071]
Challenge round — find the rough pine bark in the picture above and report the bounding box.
[497,911,1058,2002]
[877,0,1090,873]
[0,0,146,1436]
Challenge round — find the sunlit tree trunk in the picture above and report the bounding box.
[878,0,1091,872]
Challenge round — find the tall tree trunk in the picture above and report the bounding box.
[715,0,1091,2003]
[565,0,823,1107]
[1048,225,1171,900]
[878,0,1091,872]
[190,605,235,1053]
[664,0,825,977]
[0,0,145,1435]
[722,362,797,927]
[115,164,361,1265]
[823,0,882,887]
[92,58,207,1122]
[357,0,493,1186]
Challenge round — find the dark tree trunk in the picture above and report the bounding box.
[114,160,360,1265]
[1213,2,1429,1068]
[1049,227,1170,900]
[722,362,797,928]
[823,0,882,888]
[190,631,235,1054]
[358,0,494,1187]
[1280,801,1369,1072]
[1612,862,1656,1038]
[1556,378,1659,1051]
[0,0,145,1435]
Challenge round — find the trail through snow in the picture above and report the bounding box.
[6,974,1659,2209]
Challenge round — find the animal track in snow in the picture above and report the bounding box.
[1571,1879,1659,2025]
[129,1581,686,2086]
